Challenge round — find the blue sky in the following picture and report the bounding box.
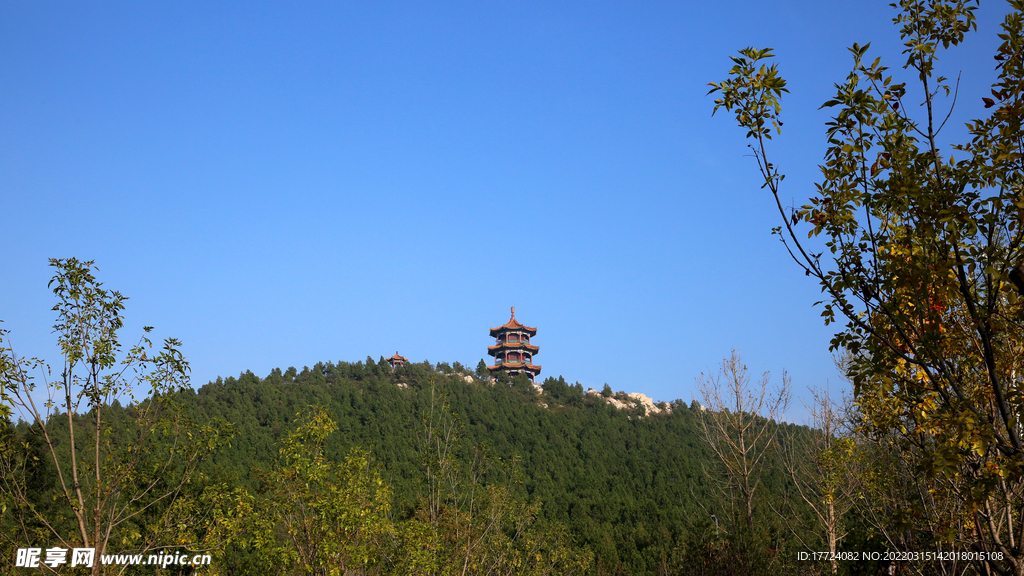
[1,1,1010,423]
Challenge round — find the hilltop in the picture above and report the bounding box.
[176,356,803,575]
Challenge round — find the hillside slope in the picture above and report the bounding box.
[180,358,802,574]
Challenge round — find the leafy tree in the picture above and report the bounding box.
[510,373,535,398]
[257,405,394,575]
[542,376,570,400]
[494,371,511,387]
[853,429,974,575]
[159,482,258,574]
[0,258,232,575]
[265,367,284,386]
[601,384,613,398]
[475,360,489,379]
[710,0,1024,570]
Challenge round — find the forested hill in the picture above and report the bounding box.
[179,358,803,575]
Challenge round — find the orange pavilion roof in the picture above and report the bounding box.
[385,351,408,363]
[489,306,537,336]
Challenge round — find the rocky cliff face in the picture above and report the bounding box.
[584,389,671,415]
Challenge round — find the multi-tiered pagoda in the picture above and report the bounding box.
[487,307,541,381]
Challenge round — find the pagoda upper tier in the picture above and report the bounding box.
[487,306,541,381]
[489,309,538,337]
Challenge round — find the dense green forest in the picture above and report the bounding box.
[182,358,800,574]
[4,346,836,575]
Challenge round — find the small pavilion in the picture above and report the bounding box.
[385,352,408,369]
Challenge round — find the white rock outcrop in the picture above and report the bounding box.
[585,389,671,416]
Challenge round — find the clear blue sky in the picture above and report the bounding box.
[0,1,1009,423]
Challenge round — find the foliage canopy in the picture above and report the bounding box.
[711,0,1024,571]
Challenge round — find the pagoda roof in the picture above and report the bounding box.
[487,342,539,354]
[489,306,537,336]
[487,362,542,373]
[385,351,408,363]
